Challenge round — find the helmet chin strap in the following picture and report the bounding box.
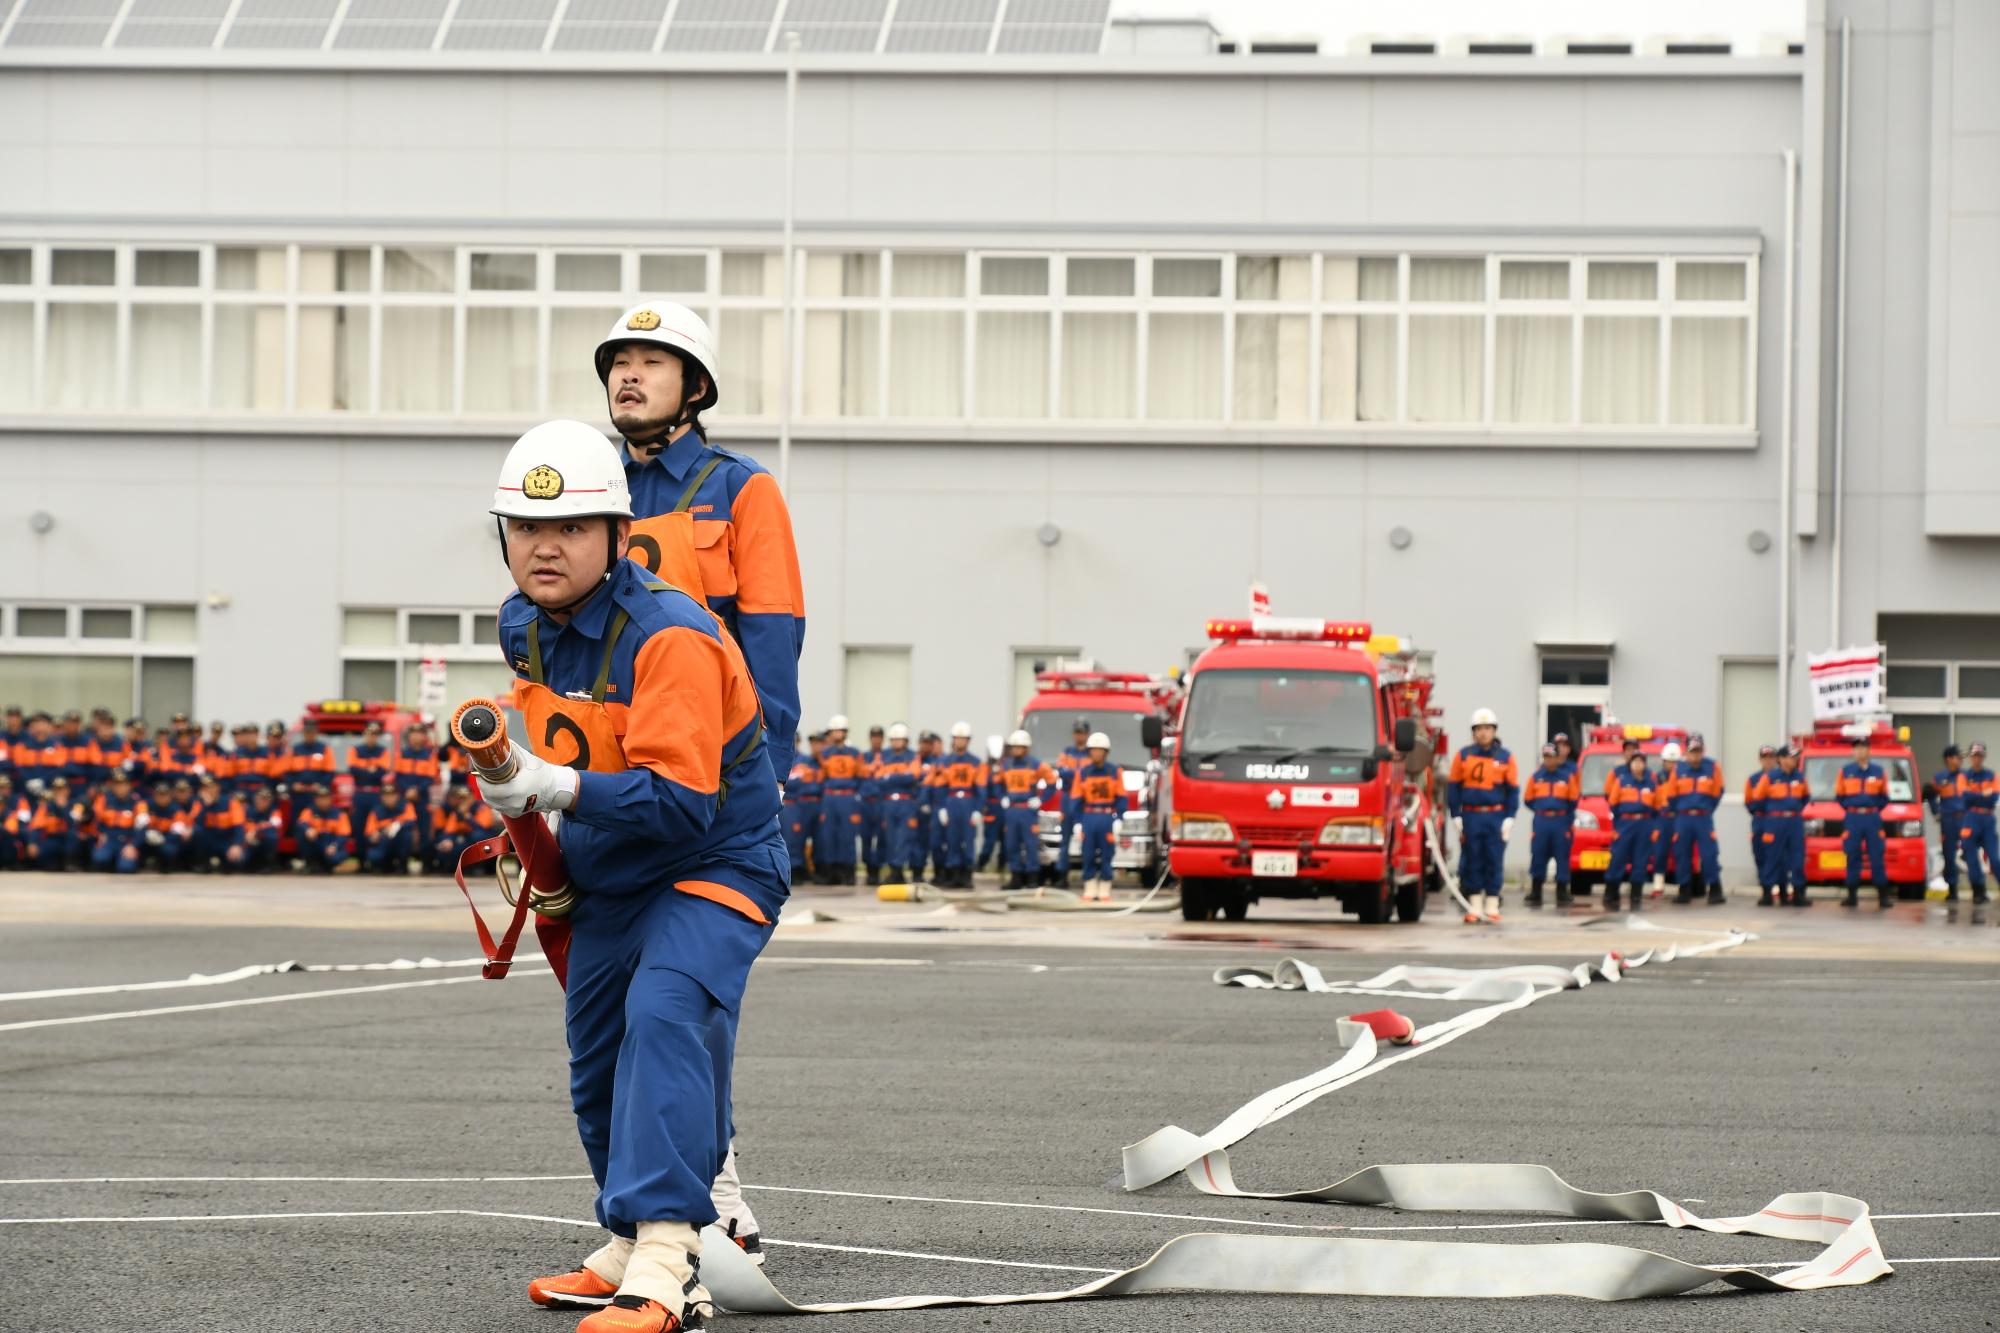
[495,516,622,618]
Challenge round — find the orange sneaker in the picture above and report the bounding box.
[528,1266,619,1310]
[1462,911,1480,924]
[576,1295,703,1332]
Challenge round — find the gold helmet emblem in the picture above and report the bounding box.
[521,464,564,500]
[626,308,661,331]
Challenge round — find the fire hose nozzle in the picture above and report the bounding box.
[450,698,519,783]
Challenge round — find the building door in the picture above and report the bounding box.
[1537,654,1611,749]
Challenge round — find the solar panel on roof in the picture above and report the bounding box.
[894,0,996,20]
[550,21,658,49]
[19,0,120,16]
[661,0,777,52]
[441,22,549,48]
[564,0,668,18]
[118,20,227,45]
[7,20,117,45]
[455,0,556,19]
[1001,0,1106,23]
[233,0,339,16]
[993,23,1102,52]
[333,0,448,48]
[882,22,991,52]
[224,20,333,46]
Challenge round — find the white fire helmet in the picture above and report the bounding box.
[950,721,973,739]
[1661,742,1684,762]
[827,714,850,733]
[1007,729,1032,748]
[1087,731,1112,751]
[1470,707,1498,729]
[490,421,632,520]
[886,723,910,742]
[595,302,719,413]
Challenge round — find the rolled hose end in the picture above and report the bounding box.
[876,883,926,902]
[1344,1007,1417,1046]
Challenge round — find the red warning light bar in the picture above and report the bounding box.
[1206,617,1374,643]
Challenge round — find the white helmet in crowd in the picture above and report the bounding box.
[1007,729,1032,748]
[1661,742,1684,762]
[1087,731,1112,751]
[595,301,720,413]
[950,721,973,739]
[1470,707,1499,729]
[887,723,910,742]
[490,421,632,520]
[827,714,850,733]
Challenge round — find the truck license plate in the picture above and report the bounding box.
[1580,850,1610,871]
[1820,851,1847,871]
[1252,851,1298,878]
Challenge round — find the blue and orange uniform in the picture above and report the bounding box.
[391,733,442,844]
[1745,753,1775,897]
[927,747,989,886]
[347,732,396,827]
[11,723,69,793]
[1071,757,1125,887]
[859,735,887,882]
[0,782,24,868]
[624,429,805,782]
[1668,746,1724,901]
[873,742,925,879]
[191,786,249,871]
[1836,754,1890,906]
[1954,750,1995,901]
[1601,761,1659,909]
[152,738,208,786]
[1446,740,1518,897]
[815,737,864,883]
[1927,753,1968,897]
[429,794,496,875]
[20,786,79,869]
[496,554,788,1249]
[781,745,821,880]
[364,790,422,874]
[1052,734,1092,885]
[293,797,353,872]
[1523,753,1580,903]
[242,791,287,871]
[90,785,146,873]
[993,752,1059,884]
[1762,756,1811,906]
[287,732,337,797]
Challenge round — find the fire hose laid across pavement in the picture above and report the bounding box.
[691,919,1893,1313]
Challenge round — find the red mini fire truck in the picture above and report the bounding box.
[1567,723,1688,893]
[1018,670,1179,884]
[1155,617,1446,924]
[1793,719,1927,898]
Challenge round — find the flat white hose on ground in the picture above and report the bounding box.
[699,921,1889,1311]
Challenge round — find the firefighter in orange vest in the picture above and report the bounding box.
[19,774,79,869]
[428,784,496,874]
[391,720,442,845]
[364,781,423,875]
[484,421,787,1330]
[1837,736,1892,909]
[347,718,395,827]
[1071,732,1125,902]
[242,787,287,872]
[190,774,250,872]
[993,729,1059,891]
[293,788,356,873]
[1522,743,1580,909]
[90,767,147,873]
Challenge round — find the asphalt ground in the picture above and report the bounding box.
[2,879,1997,1333]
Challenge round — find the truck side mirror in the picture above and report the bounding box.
[1160,734,1178,757]
[1141,716,1164,750]
[1393,717,1418,753]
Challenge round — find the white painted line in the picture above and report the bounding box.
[760,957,932,967]
[0,957,490,1004]
[0,1174,593,1186]
[0,970,548,1034]
[762,1238,1115,1275]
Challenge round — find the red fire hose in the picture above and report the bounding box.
[448,698,573,987]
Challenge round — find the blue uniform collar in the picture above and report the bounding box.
[501,563,628,639]
[629,429,709,484]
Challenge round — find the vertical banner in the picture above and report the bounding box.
[417,656,449,714]
[1249,582,1271,617]
[1807,643,1884,721]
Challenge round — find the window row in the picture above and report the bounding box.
[0,244,1755,431]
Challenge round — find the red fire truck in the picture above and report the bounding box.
[1154,617,1446,924]
[1019,670,1179,884]
[1793,719,1927,898]
[1567,723,1688,894]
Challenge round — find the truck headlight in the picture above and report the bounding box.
[1172,814,1233,843]
[1037,810,1061,832]
[1895,820,1924,838]
[1573,810,1599,831]
[1804,819,1826,837]
[1319,818,1383,846]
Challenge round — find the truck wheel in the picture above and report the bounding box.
[1180,878,1213,922]
[1355,882,1390,924]
[1395,877,1424,922]
[1221,887,1249,922]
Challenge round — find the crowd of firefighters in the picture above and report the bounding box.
[0,706,497,876]
[1446,712,1998,920]
[781,715,1130,897]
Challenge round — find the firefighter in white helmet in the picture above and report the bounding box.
[926,722,986,887]
[487,421,788,1333]
[874,722,925,882]
[993,728,1059,891]
[1445,707,1518,924]
[1072,731,1124,901]
[814,714,862,885]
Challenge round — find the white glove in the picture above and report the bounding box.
[1450,816,1463,837]
[939,809,949,827]
[1501,818,1514,843]
[478,747,578,819]
[145,828,164,846]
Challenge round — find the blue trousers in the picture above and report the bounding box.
[1673,812,1720,887]
[1766,817,1805,890]
[938,794,979,869]
[978,804,1003,868]
[1643,816,1669,877]
[1457,809,1506,893]
[300,834,349,869]
[1750,815,1771,886]
[366,825,415,872]
[1003,804,1042,874]
[1057,799,1079,874]
[191,827,246,869]
[861,798,885,871]
[818,790,861,868]
[1937,812,1963,888]
[1963,812,1997,889]
[1842,813,1887,887]
[1079,810,1118,881]
[1527,819,1572,885]
[1608,818,1652,888]
[782,800,817,876]
[882,798,922,870]
[565,881,775,1236]
[92,835,142,873]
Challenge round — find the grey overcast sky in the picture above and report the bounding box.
[1110,0,1808,47]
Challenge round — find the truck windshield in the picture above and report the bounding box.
[1022,710,1149,768]
[1580,752,1667,795]
[1804,756,1916,802]
[1183,668,1377,756]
